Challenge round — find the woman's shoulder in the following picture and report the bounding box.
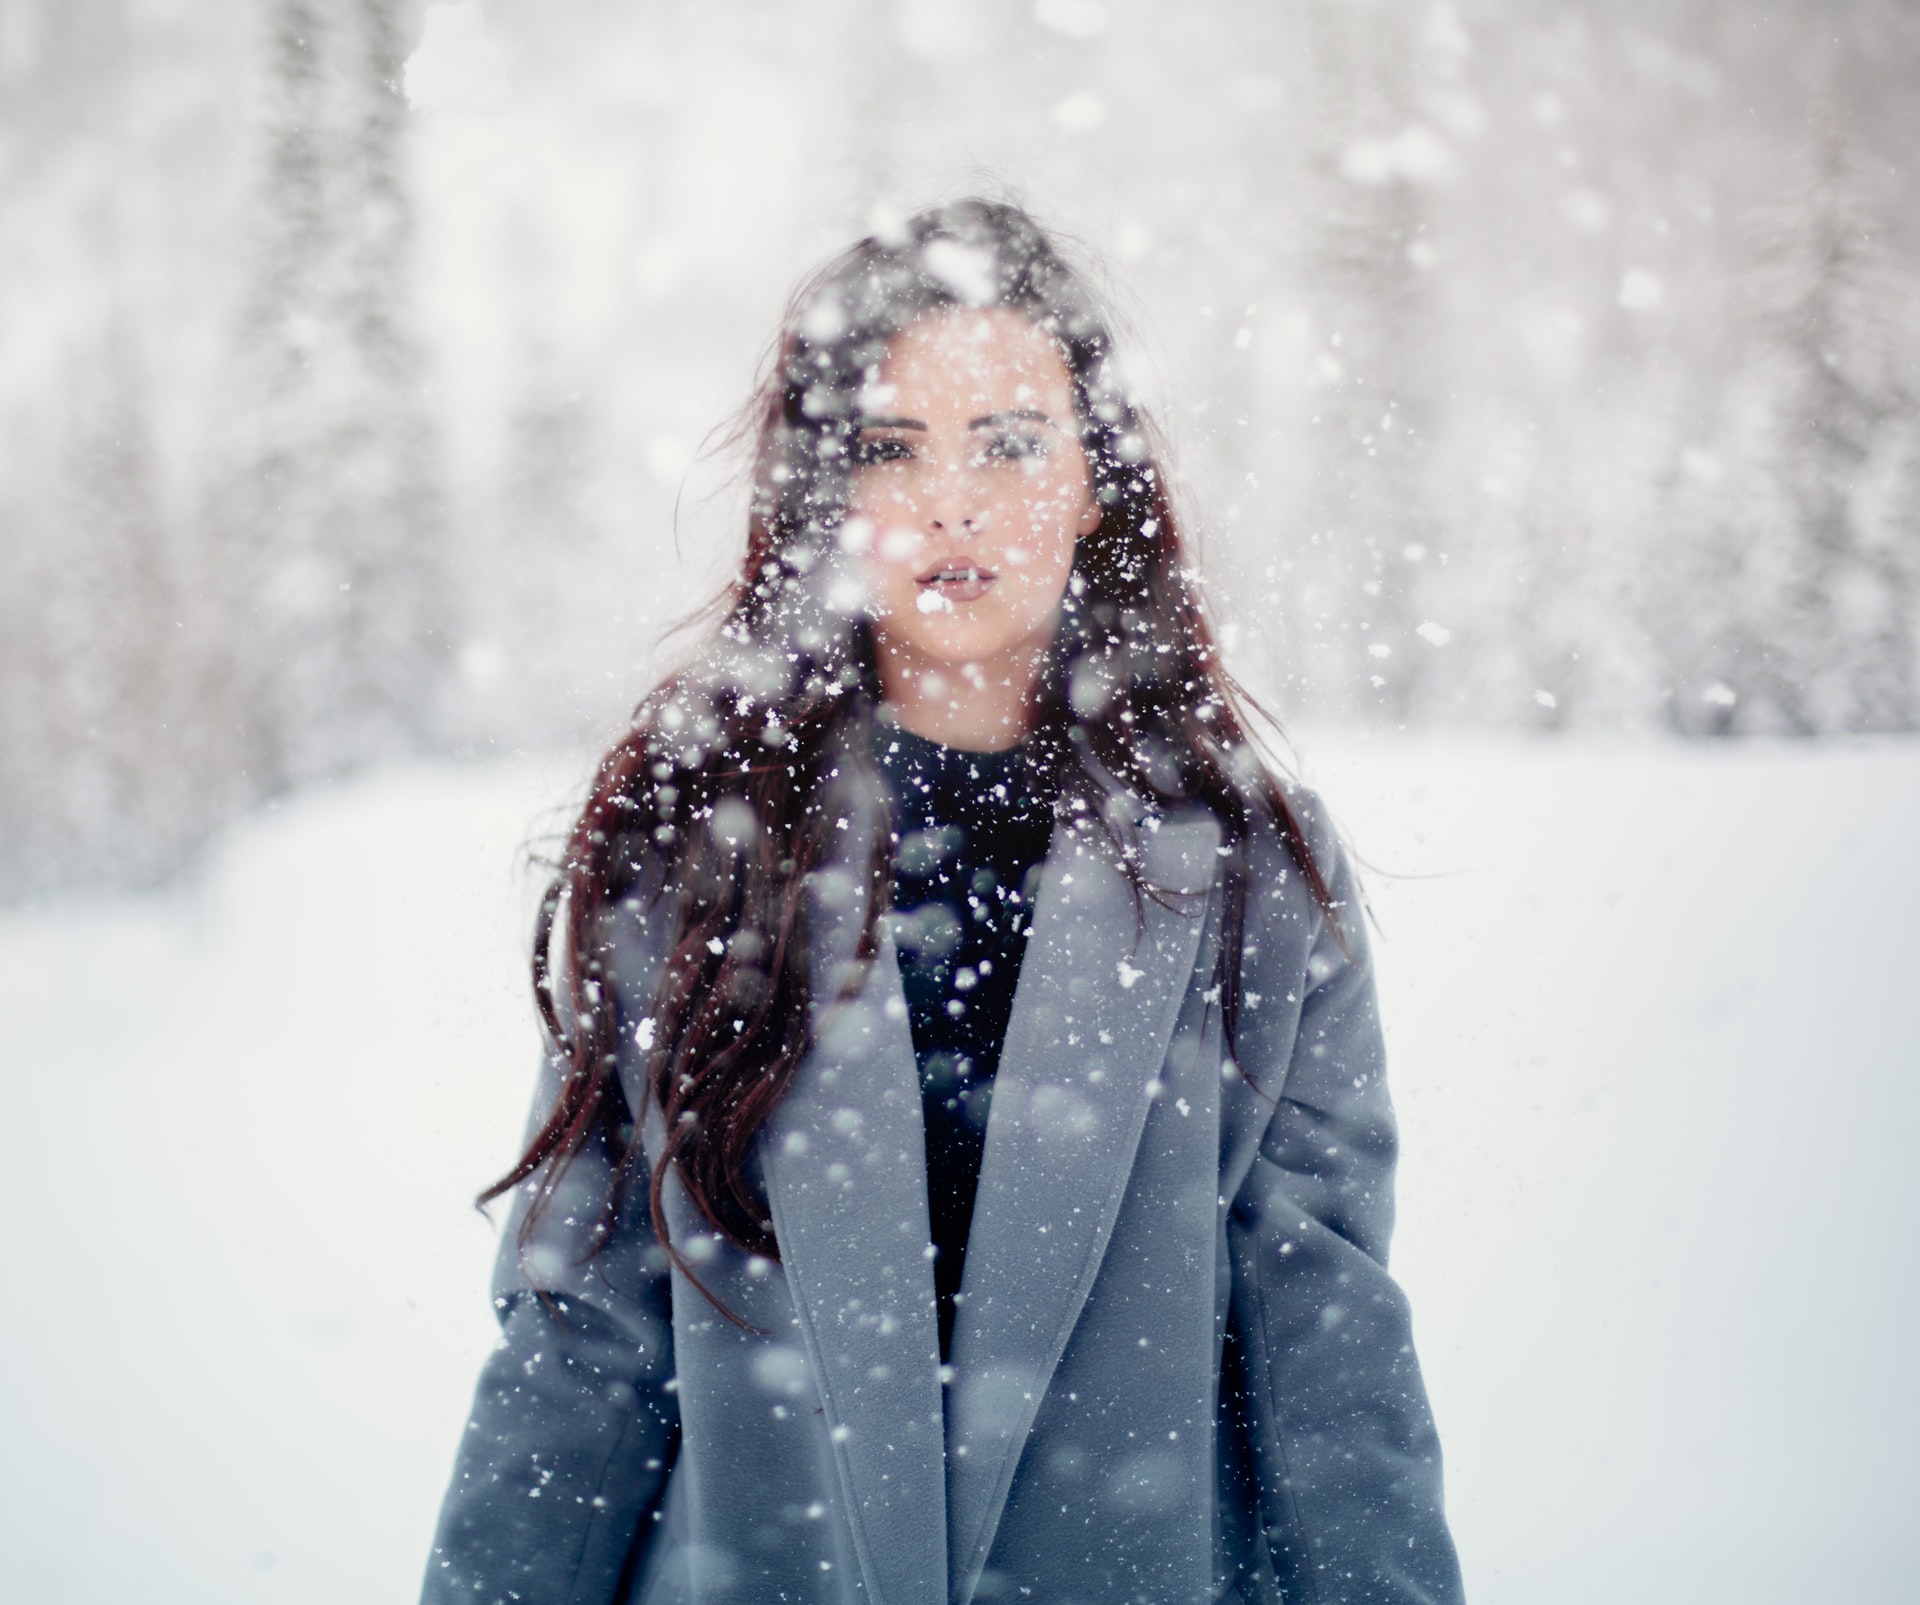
[1216,766,1358,942]
[587,829,686,1009]
[1268,772,1346,880]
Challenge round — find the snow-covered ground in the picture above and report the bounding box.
[1,735,1915,1604]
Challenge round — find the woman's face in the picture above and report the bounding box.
[846,307,1101,697]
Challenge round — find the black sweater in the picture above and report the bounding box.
[871,721,1059,1365]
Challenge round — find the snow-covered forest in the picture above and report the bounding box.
[3,0,1917,900]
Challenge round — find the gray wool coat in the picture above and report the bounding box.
[423,780,1464,1605]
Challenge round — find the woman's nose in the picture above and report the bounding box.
[922,460,984,537]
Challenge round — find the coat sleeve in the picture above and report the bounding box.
[422,899,680,1605]
[1225,802,1464,1605]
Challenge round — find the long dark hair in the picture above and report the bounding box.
[484,200,1337,1303]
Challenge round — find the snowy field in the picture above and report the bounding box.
[1,733,1916,1605]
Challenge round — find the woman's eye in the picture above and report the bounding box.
[979,433,1049,464]
[851,435,914,467]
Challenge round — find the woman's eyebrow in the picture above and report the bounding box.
[970,408,1055,429]
[857,415,927,430]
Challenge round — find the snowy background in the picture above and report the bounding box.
[2,1,1918,1600]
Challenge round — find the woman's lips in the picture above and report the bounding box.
[915,562,996,606]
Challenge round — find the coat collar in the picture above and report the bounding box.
[763,905,950,1605]
[943,803,1218,1601]
[763,760,1220,1605]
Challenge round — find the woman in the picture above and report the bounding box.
[423,200,1464,1605]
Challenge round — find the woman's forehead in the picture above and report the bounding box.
[876,307,1074,406]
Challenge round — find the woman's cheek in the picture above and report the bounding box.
[854,539,916,619]
[877,526,922,563]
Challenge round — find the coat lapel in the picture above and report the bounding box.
[762,896,950,1605]
[943,807,1220,1603]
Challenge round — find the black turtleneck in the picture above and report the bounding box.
[871,721,1059,1365]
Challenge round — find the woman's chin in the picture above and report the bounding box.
[879,621,1019,672]
[876,604,1061,672]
